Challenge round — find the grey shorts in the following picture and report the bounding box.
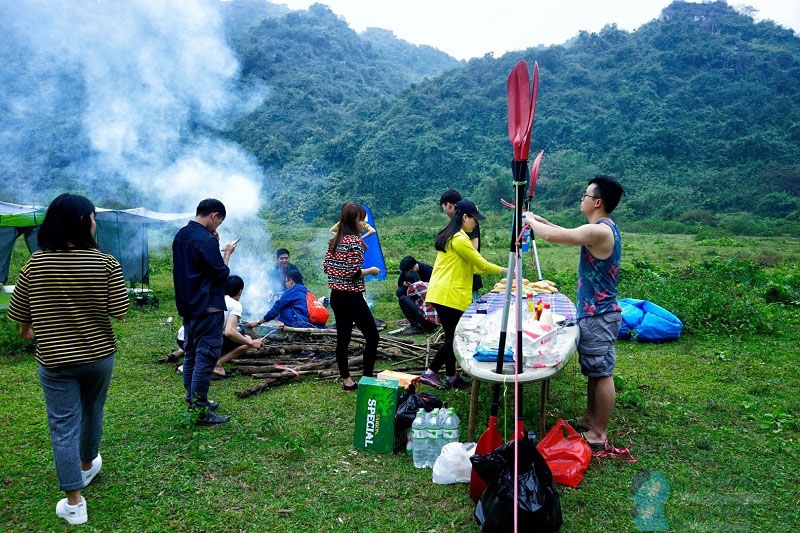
[577,312,622,378]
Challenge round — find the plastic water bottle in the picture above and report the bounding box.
[443,408,461,446]
[411,410,427,468]
[521,226,531,252]
[406,428,413,457]
[437,405,449,427]
[435,407,449,459]
[540,303,555,328]
[426,408,443,467]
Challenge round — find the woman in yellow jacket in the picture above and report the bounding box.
[420,200,507,390]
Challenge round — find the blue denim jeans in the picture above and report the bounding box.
[38,355,115,492]
[182,312,224,408]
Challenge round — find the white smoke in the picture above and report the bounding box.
[3,0,268,216]
[2,0,282,302]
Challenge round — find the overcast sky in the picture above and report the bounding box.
[278,0,800,60]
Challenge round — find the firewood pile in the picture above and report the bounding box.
[159,325,443,398]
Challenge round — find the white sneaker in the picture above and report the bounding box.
[56,496,88,525]
[82,454,102,487]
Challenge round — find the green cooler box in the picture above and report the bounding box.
[354,377,402,454]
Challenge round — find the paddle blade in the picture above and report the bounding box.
[521,61,540,160]
[469,415,504,502]
[528,150,544,201]
[507,60,530,160]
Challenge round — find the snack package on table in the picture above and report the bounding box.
[470,306,562,368]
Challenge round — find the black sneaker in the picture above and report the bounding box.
[446,376,472,390]
[400,325,425,336]
[422,323,440,334]
[196,410,230,425]
[188,400,219,411]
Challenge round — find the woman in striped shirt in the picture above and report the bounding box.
[8,193,129,525]
[323,203,381,391]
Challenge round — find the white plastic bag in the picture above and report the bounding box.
[432,442,475,484]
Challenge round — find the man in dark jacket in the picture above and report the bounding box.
[173,198,235,425]
[248,270,316,328]
[396,255,433,298]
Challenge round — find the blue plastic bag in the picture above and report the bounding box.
[473,345,515,362]
[618,298,682,342]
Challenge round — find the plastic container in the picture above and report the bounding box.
[521,226,531,252]
[411,411,427,468]
[526,293,535,312]
[437,405,449,427]
[442,408,460,446]
[540,303,554,327]
[476,298,488,314]
[426,408,443,467]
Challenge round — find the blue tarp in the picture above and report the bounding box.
[361,204,387,281]
[618,298,683,342]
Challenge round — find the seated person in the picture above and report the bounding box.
[398,271,440,334]
[247,270,318,329]
[396,255,433,298]
[177,275,263,378]
[269,248,300,297]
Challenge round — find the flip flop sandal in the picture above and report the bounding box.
[580,431,608,452]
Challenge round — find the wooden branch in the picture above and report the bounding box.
[163,324,444,398]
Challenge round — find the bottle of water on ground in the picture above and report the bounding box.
[426,408,443,467]
[437,405,449,427]
[436,406,450,457]
[443,408,460,446]
[411,410,427,468]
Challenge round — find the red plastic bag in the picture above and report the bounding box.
[305,291,329,325]
[536,419,592,488]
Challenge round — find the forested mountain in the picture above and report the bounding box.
[273,0,798,233]
[1,1,798,235]
[227,3,461,167]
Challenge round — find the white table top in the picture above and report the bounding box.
[454,293,580,384]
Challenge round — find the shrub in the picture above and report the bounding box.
[619,258,781,335]
[763,282,798,305]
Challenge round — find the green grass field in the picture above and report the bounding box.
[1,221,799,531]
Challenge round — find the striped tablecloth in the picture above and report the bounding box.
[463,291,577,321]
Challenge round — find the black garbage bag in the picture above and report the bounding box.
[471,430,562,532]
[393,385,442,453]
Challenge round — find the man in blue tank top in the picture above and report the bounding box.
[524,175,625,450]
